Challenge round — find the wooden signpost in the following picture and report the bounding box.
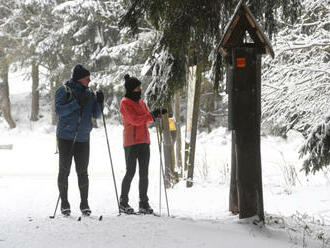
[218,0,274,221]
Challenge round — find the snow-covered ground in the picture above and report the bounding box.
[0,72,329,247]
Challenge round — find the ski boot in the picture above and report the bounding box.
[119,202,134,214]
[80,202,91,216]
[61,200,71,216]
[139,201,153,214]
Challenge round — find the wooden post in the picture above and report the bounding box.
[232,48,263,219]
[229,131,239,214]
[219,1,274,221]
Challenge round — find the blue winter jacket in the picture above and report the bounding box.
[55,80,103,142]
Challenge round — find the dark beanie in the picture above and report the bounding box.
[124,74,141,92]
[72,64,90,81]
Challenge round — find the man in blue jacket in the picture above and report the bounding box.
[55,64,104,216]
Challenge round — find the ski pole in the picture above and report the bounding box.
[156,121,162,215]
[155,119,170,217]
[101,110,121,215]
[50,109,82,219]
[49,195,60,219]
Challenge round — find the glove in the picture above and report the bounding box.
[96,90,104,104]
[161,108,167,115]
[78,93,89,107]
[151,108,167,119]
[151,108,161,119]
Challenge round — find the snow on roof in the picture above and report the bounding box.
[218,0,274,58]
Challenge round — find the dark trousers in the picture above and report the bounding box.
[120,143,150,203]
[57,138,90,204]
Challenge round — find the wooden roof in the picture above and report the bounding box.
[218,0,274,58]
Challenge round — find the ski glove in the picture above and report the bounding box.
[96,90,104,104]
[161,108,168,115]
[78,93,89,107]
[151,108,167,119]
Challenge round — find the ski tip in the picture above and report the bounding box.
[77,216,82,221]
[98,215,103,221]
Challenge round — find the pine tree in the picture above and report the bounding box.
[0,0,20,128]
[13,0,58,121]
[120,0,301,102]
[51,0,156,118]
[261,0,330,137]
[299,113,330,175]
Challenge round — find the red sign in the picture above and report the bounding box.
[236,58,246,67]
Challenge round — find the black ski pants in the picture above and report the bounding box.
[120,143,150,204]
[57,138,90,205]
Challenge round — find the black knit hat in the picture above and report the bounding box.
[124,74,141,92]
[72,64,90,81]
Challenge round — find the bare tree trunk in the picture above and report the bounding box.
[50,81,56,125]
[168,103,179,184]
[51,80,61,125]
[30,62,39,121]
[162,113,173,188]
[186,62,202,188]
[0,61,16,128]
[174,91,183,177]
[205,91,215,133]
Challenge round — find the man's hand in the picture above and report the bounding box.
[96,90,104,104]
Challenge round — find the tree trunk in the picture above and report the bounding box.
[205,91,215,133]
[168,103,179,184]
[162,113,173,188]
[51,79,61,125]
[30,63,39,121]
[50,81,56,125]
[174,91,183,177]
[186,62,202,188]
[0,61,16,128]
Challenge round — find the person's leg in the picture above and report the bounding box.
[73,140,90,213]
[120,145,138,207]
[137,144,152,213]
[57,138,74,213]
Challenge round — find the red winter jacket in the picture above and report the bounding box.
[120,97,154,147]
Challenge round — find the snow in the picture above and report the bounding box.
[0,73,329,247]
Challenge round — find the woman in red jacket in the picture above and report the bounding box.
[119,74,166,214]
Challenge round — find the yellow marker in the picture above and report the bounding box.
[169,118,176,131]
